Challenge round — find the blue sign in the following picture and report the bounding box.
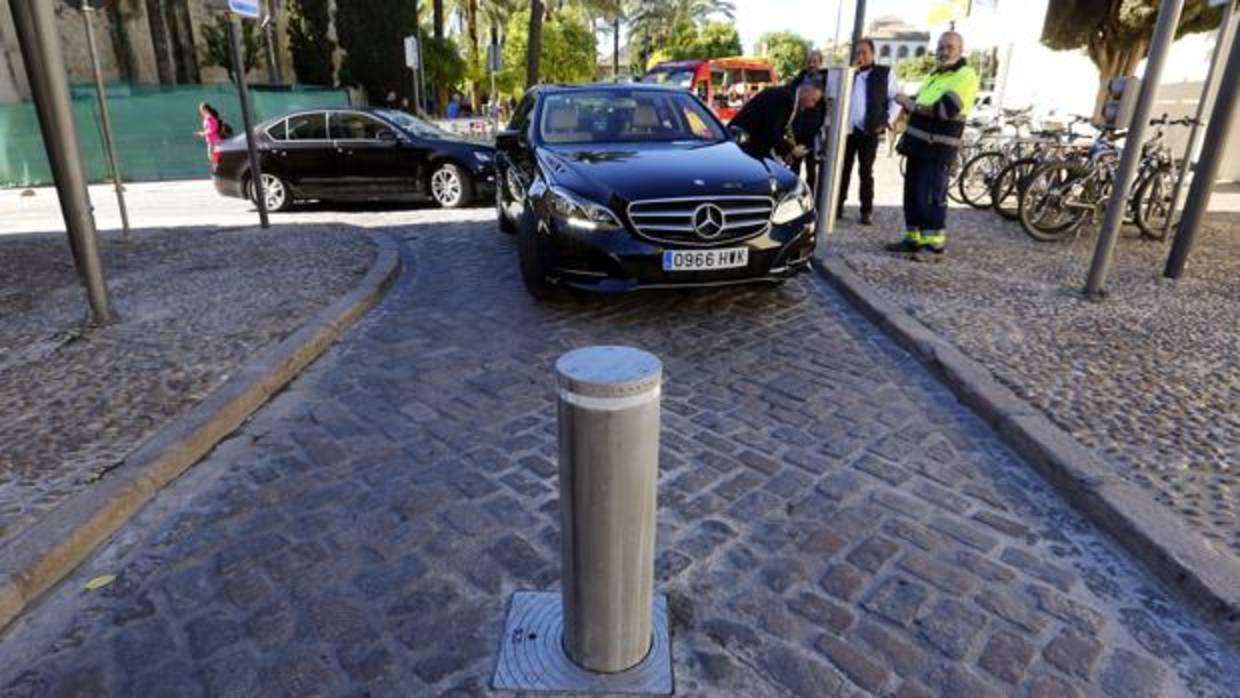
[229,0,261,18]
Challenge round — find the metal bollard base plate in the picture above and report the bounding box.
[491,591,673,695]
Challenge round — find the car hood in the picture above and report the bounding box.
[540,141,784,203]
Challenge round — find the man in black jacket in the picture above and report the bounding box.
[838,38,900,225]
[729,83,824,163]
[787,50,829,190]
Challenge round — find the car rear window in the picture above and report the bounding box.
[539,90,725,145]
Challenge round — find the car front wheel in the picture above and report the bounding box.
[430,162,473,208]
[516,209,555,300]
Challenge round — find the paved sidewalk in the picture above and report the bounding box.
[831,156,1239,560]
[1,218,1237,697]
[0,226,374,545]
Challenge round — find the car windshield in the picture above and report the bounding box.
[377,109,453,139]
[641,69,696,88]
[539,90,725,145]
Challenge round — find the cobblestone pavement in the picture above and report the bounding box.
[830,157,1239,560]
[0,226,374,544]
[2,215,1236,698]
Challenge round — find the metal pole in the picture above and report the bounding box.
[229,14,269,228]
[556,346,661,674]
[814,66,854,256]
[1083,0,1185,297]
[1161,0,1236,240]
[10,0,116,325]
[1164,14,1240,279]
[849,0,867,55]
[832,0,844,65]
[83,6,130,240]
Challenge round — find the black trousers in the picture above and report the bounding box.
[903,155,950,232]
[839,131,880,215]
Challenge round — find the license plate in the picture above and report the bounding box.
[662,248,749,271]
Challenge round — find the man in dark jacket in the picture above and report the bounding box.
[786,50,829,190]
[729,83,824,163]
[838,38,900,225]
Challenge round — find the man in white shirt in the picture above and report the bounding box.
[838,38,901,225]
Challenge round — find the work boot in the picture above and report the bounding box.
[885,229,922,253]
[913,231,946,262]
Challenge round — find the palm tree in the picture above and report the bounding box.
[527,0,543,86]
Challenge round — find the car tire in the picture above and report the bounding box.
[516,209,556,300]
[430,162,473,208]
[249,172,293,212]
[497,174,516,234]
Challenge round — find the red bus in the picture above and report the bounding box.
[641,57,780,121]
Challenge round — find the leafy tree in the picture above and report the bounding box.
[335,0,420,106]
[286,0,335,86]
[757,30,811,83]
[895,54,936,82]
[693,21,742,58]
[423,36,468,101]
[504,6,596,96]
[1041,0,1226,116]
[629,0,734,71]
[200,15,262,83]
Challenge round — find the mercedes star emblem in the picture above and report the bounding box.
[692,203,726,239]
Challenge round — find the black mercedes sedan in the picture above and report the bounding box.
[212,107,495,211]
[494,84,815,297]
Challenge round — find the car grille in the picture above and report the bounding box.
[627,196,774,247]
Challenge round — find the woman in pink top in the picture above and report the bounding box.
[196,102,223,164]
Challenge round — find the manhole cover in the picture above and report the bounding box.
[492,591,673,695]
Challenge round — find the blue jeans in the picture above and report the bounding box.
[903,155,950,232]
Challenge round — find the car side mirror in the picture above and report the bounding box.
[378,129,400,143]
[728,125,750,145]
[495,129,526,151]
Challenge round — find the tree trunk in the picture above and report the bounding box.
[145,0,176,85]
[171,0,199,83]
[613,16,620,81]
[433,0,446,115]
[469,0,480,112]
[107,2,137,83]
[527,0,542,87]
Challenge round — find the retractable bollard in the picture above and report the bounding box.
[556,346,661,673]
[493,346,673,695]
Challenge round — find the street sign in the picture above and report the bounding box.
[405,36,420,69]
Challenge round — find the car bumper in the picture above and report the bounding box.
[542,212,817,293]
[213,176,244,199]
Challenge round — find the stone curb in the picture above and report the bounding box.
[814,254,1240,647]
[0,231,401,633]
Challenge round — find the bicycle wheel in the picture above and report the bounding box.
[946,150,969,203]
[1134,164,1176,240]
[958,150,1007,209]
[990,157,1040,221]
[1019,161,1088,242]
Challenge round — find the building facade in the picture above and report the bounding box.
[868,16,929,65]
[0,0,303,105]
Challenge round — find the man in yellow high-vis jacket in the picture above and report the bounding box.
[888,31,979,260]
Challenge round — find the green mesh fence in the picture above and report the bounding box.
[0,83,351,188]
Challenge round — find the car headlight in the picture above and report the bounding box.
[547,186,622,231]
[473,151,492,162]
[771,180,815,224]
